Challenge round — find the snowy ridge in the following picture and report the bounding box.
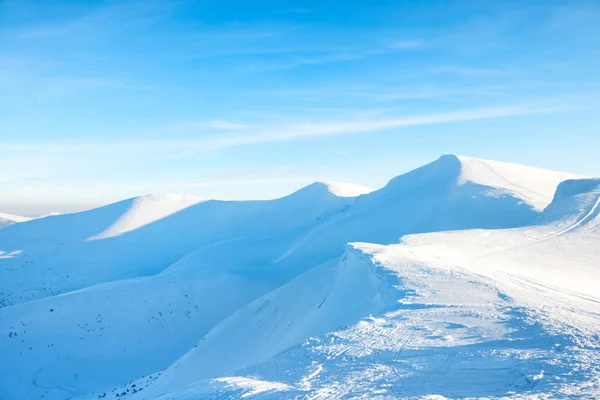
[0,264,269,400]
[276,181,371,208]
[540,178,600,232]
[1,154,593,400]
[455,155,581,211]
[379,154,580,212]
[135,245,394,398]
[317,181,374,197]
[0,212,32,230]
[87,194,204,240]
[0,181,363,307]
[104,238,600,399]
[0,212,31,223]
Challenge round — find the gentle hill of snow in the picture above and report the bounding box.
[141,247,393,397]
[317,181,374,197]
[0,212,32,230]
[0,264,269,400]
[120,176,600,399]
[88,194,204,240]
[454,155,581,211]
[0,155,587,400]
[0,184,362,306]
[363,176,600,329]
[0,183,373,399]
[256,154,578,282]
[381,154,580,211]
[0,212,31,223]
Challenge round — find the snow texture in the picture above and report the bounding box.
[1,154,598,400]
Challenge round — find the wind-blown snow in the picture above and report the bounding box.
[1,154,596,400]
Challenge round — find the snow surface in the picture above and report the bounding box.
[455,155,581,211]
[0,212,32,230]
[316,181,374,197]
[1,154,597,400]
[87,194,204,240]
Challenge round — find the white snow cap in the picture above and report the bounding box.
[399,154,580,211]
[0,212,32,223]
[312,181,374,197]
[453,154,581,211]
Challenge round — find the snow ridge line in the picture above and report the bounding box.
[473,158,548,201]
[543,192,600,240]
[345,243,401,306]
[473,191,600,262]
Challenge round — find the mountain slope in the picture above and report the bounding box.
[454,155,579,211]
[0,182,372,400]
[0,185,362,306]
[0,212,32,230]
[88,194,204,240]
[255,154,580,281]
[142,247,394,397]
[123,178,600,399]
[3,154,573,307]
[0,155,584,400]
[0,265,269,400]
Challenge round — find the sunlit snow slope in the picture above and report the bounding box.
[0,155,592,400]
[123,177,600,400]
[0,212,32,230]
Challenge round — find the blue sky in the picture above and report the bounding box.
[1,0,600,215]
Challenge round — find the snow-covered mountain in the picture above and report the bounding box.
[0,212,32,230]
[1,155,597,400]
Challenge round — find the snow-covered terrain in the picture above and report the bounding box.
[0,212,32,230]
[1,155,597,400]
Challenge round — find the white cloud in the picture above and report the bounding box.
[1,103,573,162]
[432,66,505,76]
[210,120,248,130]
[390,40,423,50]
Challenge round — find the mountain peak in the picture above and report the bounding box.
[0,212,32,223]
[387,154,581,211]
[0,213,33,229]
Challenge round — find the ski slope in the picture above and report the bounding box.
[0,154,596,400]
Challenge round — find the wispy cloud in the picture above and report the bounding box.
[239,52,365,72]
[390,40,423,50]
[209,120,248,130]
[431,66,505,76]
[176,120,249,130]
[207,103,569,148]
[11,1,179,40]
[1,102,575,160]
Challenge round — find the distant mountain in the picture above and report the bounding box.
[0,212,32,230]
